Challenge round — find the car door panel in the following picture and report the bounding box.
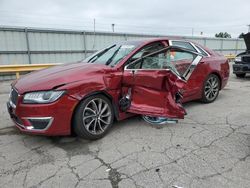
[122,70,187,119]
[121,46,202,119]
[122,70,171,116]
[128,86,186,118]
[128,87,186,119]
[129,86,166,114]
[169,40,207,101]
[134,70,167,90]
[182,60,207,101]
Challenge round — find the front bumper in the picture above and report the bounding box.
[233,63,250,74]
[7,93,79,136]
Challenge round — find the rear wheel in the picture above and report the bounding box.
[236,73,246,78]
[201,74,220,103]
[73,95,114,140]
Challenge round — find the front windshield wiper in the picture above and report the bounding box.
[88,45,116,63]
[105,46,121,65]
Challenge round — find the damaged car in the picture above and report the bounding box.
[7,38,229,140]
[233,32,250,78]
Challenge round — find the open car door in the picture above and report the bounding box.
[120,46,203,119]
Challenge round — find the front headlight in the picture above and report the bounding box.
[23,90,65,104]
[235,56,242,62]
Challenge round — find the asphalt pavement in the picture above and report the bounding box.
[0,68,249,188]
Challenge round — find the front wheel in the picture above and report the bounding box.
[73,95,114,140]
[201,74,220,103]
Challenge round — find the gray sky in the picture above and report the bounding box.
[0,0,249,37]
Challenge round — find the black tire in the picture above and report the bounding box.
[236,73,246,78]
[73,94,114,140]
[201,74,220,103]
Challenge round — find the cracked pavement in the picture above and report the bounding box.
[0,69,250,188]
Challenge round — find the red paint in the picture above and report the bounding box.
[9,38,229,136]
[12,94,78,135]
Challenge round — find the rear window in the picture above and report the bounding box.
[195,45,209,56]
[172,41,197,52]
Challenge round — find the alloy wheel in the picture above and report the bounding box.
[204,76,219,101]
[82,98,112,135]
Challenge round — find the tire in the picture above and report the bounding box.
[73,94,114,140]
[201,74,220,103]
[236,73,246,78]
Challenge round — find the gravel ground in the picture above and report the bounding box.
[0,68,249,188]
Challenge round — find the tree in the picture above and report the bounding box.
[215,32,232,38]
[239,33,245,38]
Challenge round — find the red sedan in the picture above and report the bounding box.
[7,38,230,139]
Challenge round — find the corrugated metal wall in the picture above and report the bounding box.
[0,26,246,66]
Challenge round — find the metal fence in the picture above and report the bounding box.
[0,26,247,80]
[0,26,246,65]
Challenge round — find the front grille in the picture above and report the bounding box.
[242,56,250,62]
[10,88,18,106]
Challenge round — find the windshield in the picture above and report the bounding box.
[82,44,136,67]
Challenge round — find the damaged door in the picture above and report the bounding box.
[121,46,203,120]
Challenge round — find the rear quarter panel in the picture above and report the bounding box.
[182,54,229,103]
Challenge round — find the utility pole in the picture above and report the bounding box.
[92,18,96,50]
[111,23,115,32]
[248,24,250,32]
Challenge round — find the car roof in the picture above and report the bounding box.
[117,37,215,56]
[119,36,203,47]
[118,37,185,46]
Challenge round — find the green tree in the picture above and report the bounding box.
[239,33,245,38]
[215,32,232,38]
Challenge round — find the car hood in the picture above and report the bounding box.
[14,62,110,94]
[243,32,250,51]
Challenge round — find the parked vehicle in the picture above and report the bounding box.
[233,33,250,78]
[7,38,229,139]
